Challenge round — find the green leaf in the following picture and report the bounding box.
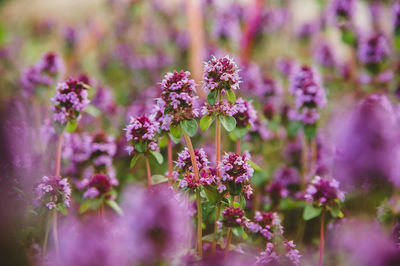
[150,151,164,164]
[233,202,241,208]
[85,105,101,117]
[79,200,91,214]
[233,127,248,139]
[168,133,181,144]
[207,89,218,106]
[303,205,322,220]
[66,120,78,133]
[106,200,123,216]
[303,123,317,140]
[151,174,169,185]
[158,134,168,148]
[200,115,214,131]
[57,204,68,216]
[130,153,142,168]
[219,115,236,132]
[246,160,262,172]
[329,207,344,218]
[53,121,66,134]
[180,119,198,137]
[232,227,244,237]
[134,142,146,153]
[226,89,236,103]
[169,124,182,139]
[204,186,224,204]
[287,121,301,138]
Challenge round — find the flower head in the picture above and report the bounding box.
[358,33,390,65]
[201,99,238,117]
[393,2,400,35]
[203,55,241,92]
[51,78,90,124]
[150,98,172,132]
[83,173,118,199]
[36,175,71,209]
[222,206,244,227]
[233,97,257,129]
[304,176,345,207]
[124,115,159,155]
[330,0,356,29]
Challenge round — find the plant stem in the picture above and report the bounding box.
[310,139,317,175]
[211,202,222,255]
[167,137,173,185]
[52,209,59,256]
[216,118,221,178]
[99,203,105,219]
[145,154,152,189]
[183,132,202,257]
[301,136,308,189]
[225,228,232,254]
[56,133,63,177]
[236,139,240,155]
[319,208,326,266]
[42,213,51,258]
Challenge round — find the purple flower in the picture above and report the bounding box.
[51,78,90,124]
[329,0,356,29]
[245,211,283,240]
[203,55,241,92]
[36,52,64,76]
[201,99,238,117]
[150,98,172,132]
[222,206,245,227]
[36,175,71,209]
[333,94,400,189]
[83,173,118,199]
[160,70,199,125]
[124,115,159,155]
[313,41,337,68]
[254,241,301,266]
[393,2,400,35]
[233,97,257,129]
[357,33,390,65]
[304,176,345,206]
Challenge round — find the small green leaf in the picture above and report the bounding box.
[207,89,218,106]
[168,133,181,144]
[79,200,91,214]
[303,123,317,140]
[219,115,236,132]
[130,153,142,168]
[200,115,214,131]
[247,160,262,171]
[85,105,101,117]
[150,151,164,164]
[106,200,123,216]
[232,227,244,237]
[66,120,78,133]
[57,204,68,216]
[204,186,224,204]
[233,127,248,139]
[233,202,241,208]
[53,121,66,134]
[134,142,146,153]
[226,89,236,103]
[158,134,168,148]
[180,119,198,137]
[151,174,169,185]
[303,205,322,220]
[169,124,182,139]
[329,207,344,219]
[287,121,301,138]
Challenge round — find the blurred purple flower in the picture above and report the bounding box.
[36,175,71,209]
[203,55,241,92]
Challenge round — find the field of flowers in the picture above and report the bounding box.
[1,0,400,265]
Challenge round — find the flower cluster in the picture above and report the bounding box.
[304,176,345,207]
[124,115,159,155]
[254,241,301,266]
[245,211,283,240]
[358,33,390,70]
[289,65,327,124]
[201,99,238,117]
[159,70,199,125]
[219,152,254,197]
[222,206,245,227]
[83,173,118,199]
[150,98,172,132]
[36,175,71,210]
[203,55,241,92]
[393,2,400,35]
[21,52,64,96]
[330,0,355,29]
[313,41,337,68]
[51,78,90,124]
[233,97,257,129]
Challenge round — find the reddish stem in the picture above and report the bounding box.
[167,137,173,185]
[145,155,152,189]
[55,133,63,177]
[236,139,240,155]
[319,208,325,266]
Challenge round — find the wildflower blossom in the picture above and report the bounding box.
[254,241,301,266]
[124,115,159,155]
[51,78,90,124]
[393,2,400,35]
[358,33,390,74]
[36,175,71,209]
[245,211,283,239]
[222,206,245,227]
[314,41,337,68]
[304,176,345,207]
[201,99,238,117]
[150,98,172,132]
[330,0,356,29]
[233,97,257,129]
[203,55,241,92]
[83,173,118,199]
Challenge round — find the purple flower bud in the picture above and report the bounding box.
[36,175,71,209]
[124,115,159,155]
[203,55,241,92]
[222,206,244,227]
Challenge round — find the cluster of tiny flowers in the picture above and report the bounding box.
[150,98,172,132]
[124,115,159,155]
[245,211,283,240]
[233,97,257,128]
[222,206,245,227]
[313,41,337,68]
[257,77,282,100]
[358,33,390,65]
[201,99,238,117]
[83,173,118,199]
[36,175,71,210]
[289,65,327,124]
[219,152,254,184]
[51,78,90,124]
[203,55,241,92]
[159,70,199,125]
[254,241,301,266]
[21,52,64,96]
[330,0,355,29]
[393,2,400,35]
[304,176,345,207]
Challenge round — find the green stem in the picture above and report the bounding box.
[52,209,59,256]
[211,202,222,254]
[42,213,51,258]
